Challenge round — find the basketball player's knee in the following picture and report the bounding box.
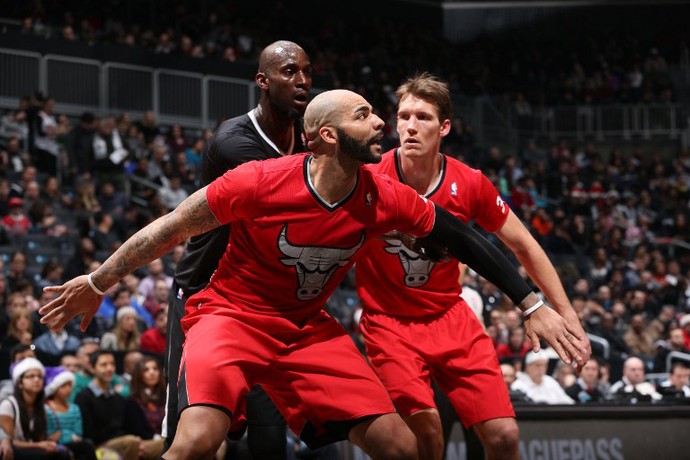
[413,421,444,452]
[381,429,418,460]
[167,436,218,459]
[486,421,519,453]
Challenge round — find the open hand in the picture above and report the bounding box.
[524,304,589,371]
[39,275,103,332]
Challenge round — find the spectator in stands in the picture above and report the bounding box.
[97,182,128,218]
[74,351,146,460]
[680,314,690,349]
[121,351,143,387]
[69,339,122,402]
[0,357,72,459]
[608,356,662,402]
[166,124,188,154]
[0,343,37,400]
[0,178,11,219]
[67,112,98,178]
[624,313,655,355]
[1,309,34,372]
[0,110,29,146]
[658,362,690,400]
[648,305,676,343]
[63,238,96,281]
[72,180,101,214]
[140,306,167,356]
[653,327,690,372]
[98,284,151,328]
[136,111,160,145]
[124,356,166,458]
[0,137,27,176]
[9,165,37,198]
[60,354,80,374]
[500,363,531,403]
[89,211,121,253]
[91,118,129,191]
[44,366,98,460]
[33,97,60,174]
[137,259,172,301]
[511,350,574,404]
[553,361,577,389]
[158,174,188,211]
[36,260,65,293]
[565,358,606,403]
[143,279,169,317]
[100,307,141,352]
[495,326,531,365]
[33,324,80,364]
[2,197,30,236]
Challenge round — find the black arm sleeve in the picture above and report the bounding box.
[420,204,532,305]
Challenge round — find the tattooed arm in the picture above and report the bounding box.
[40,187,221,331]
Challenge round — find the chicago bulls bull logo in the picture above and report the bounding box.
[384,238,435,287]
[278,225,365,300]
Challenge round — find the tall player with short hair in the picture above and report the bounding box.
[355,73,591,460]
[40,89,585,459]
[164,40,311,457]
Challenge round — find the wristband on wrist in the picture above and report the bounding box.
[87,273,106,296]
[522,299,544,317]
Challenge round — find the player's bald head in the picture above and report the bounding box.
[258,40,306,74]
[303,90,357,147]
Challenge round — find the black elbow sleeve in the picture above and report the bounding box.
[420,204,532,305]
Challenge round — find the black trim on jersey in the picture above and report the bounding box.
[303,155,359,212]
[393,148,447,198]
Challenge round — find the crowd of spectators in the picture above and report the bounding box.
[0,2,689,456]
[4,0,682,112]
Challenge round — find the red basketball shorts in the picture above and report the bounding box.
[360,298,514,427]
[178,288,396,448]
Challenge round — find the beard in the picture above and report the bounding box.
[336,127,382,164]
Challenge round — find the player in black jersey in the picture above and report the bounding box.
[164,40,312,459]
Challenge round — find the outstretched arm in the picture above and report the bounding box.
[40,187,221,331]
[421,204,587,367]
[495,210,592,371]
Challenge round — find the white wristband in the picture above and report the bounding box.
[522,299,544,317]
[87,273,106,296]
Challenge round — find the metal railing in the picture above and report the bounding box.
[587,333,611,361]
[0,48,255,129]
[0,47,687,142]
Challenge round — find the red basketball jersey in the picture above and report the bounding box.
[204,153,436,322]
[356,149,509,318]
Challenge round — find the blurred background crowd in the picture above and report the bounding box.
[0,0,689,458]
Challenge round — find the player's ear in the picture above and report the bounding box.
[440,118,451,138]
[320,126,337,145]
[256,72,269,90]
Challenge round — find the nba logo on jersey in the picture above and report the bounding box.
[366,192,372,206]
[450,182,458,196]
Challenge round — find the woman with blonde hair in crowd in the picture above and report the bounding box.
[125,356,165,459]
[100,307,140,351]
[0,358,71,459]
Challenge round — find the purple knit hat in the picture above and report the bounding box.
[44,366,75,397]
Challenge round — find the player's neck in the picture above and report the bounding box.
[309,155,359,205]
[398,149,443,195]
[254,105,295,155]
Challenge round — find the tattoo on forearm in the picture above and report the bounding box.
[94,188,220,288]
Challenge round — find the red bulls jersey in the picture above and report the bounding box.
[204,153,436,322]
[356,149,509,318]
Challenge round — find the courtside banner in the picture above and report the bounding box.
[339,405,690,460]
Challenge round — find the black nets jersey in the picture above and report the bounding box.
[173,110,307,296]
